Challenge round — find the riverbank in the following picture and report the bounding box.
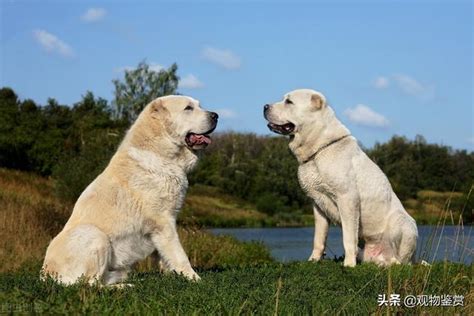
[181,185,472,228]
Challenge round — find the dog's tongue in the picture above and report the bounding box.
[190,134,211,145]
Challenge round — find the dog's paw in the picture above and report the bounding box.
[308,249,324,262]
[183,270,201,282]
[343,257,357,267]
[106,283,134,289]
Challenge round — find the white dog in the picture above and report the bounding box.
[42,95,218,284]
[264,89,417,267]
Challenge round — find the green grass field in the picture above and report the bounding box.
[1,261,471,314]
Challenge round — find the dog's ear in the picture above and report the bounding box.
[311,93,326,110]
[150,99,162,113]
[150,99,169,118]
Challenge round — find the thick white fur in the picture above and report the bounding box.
[42,95,217,285]
[265,89,418,267]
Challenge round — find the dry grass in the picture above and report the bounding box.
[0,168,71,272]
[181,195,269,227]
[417,190,464,200]
[404,189,471,224]
[0,168,271,273]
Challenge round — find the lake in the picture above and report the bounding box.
[210,225,473,264]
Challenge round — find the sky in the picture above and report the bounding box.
[1,0,473,150]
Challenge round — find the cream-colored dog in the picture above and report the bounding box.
[264,89,417,267]
[42,95,218,285]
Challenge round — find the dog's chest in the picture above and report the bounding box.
[298,163,331,198]
[298,163,341,223]
[128,147,189,211]
[143,173,188,211]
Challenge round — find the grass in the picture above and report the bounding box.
[0,168,71,272]
[414,186,473,265]
[181,184,314,228]
[0,261,471,314]
[405,189,472,225]
[180,185,273,228]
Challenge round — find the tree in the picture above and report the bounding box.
[28,98,73,175]
[71,91,115,147]
[0,87,21,168]
[53,92,125,201]
[112,61,179,122]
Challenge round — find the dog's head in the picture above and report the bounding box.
[148,95,218,150]
[263,89,326,136]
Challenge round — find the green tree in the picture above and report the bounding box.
[112,61,179,122]
[0,87,21,169]
[27,98,73,175]
[53,92,125,201]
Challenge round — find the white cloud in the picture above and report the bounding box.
[32,29,74,57]
[202,46,241,70]
[393,74,426,96]
[215,108,237,119]
[373,76,389,89]
[81,8,107,23]
[179,74,204,89]
[344,104,389,128]
[374,74,435,101]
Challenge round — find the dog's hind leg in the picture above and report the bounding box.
[43,224,111,285]
[397,226,418,264]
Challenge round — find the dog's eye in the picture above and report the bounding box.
[285,99,294,105]
[184,105,193,111]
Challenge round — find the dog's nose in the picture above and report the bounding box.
[210,112,219,121]
[264,104,270,114]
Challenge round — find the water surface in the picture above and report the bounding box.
[210,225,473,264]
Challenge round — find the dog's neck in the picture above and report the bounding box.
[117,116,199,174]
[289,108,351,164]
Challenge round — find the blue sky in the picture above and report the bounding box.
[1,0,472,150]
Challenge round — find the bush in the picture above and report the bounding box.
[256,193,288,215]
[53,131,121,202]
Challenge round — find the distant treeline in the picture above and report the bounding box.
[193,133,474,215]
[1,86,473,217]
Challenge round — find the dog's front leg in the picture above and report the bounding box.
[150,219,200,281]
[337,192,360,267]
[309,204,329,261]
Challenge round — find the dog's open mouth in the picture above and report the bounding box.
[267,122,295,135]
[185,133,212,147]
[185,126,216,149]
